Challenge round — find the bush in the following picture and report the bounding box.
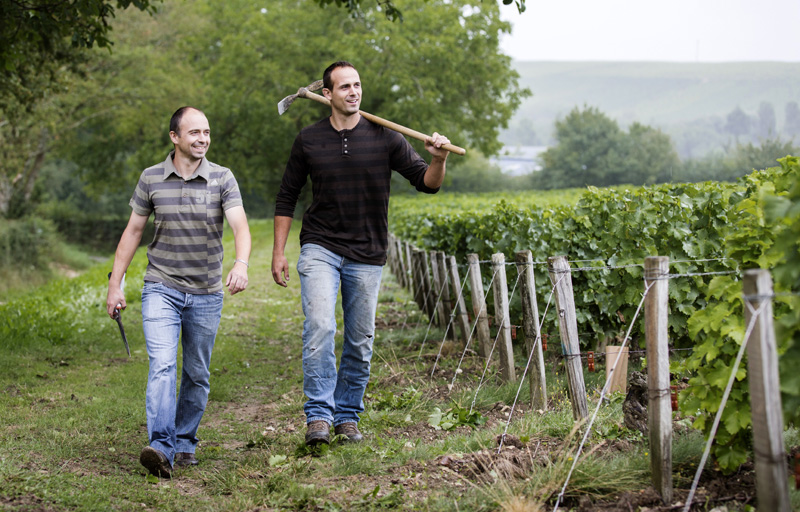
[0,217,60,270]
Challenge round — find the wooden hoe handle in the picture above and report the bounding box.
[299,89,466,156]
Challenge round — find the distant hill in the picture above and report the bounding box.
[501,61,800,158]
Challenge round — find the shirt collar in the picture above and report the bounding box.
[162,150,211,182]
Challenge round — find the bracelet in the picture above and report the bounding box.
[234,258,249,268]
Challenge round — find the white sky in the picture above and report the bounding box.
[498,0,800,62]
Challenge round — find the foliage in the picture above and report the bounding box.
[679,157,800,472]
[391,181,740,348]
[312,0,526,21]
[0,1,160,218]
[390,161,799,472]
[0,0,159,78]
[537,106,679,189]
[367,387,422,411]
[673,137,799,184]
[48,0,527,217]
[428,402,486,430]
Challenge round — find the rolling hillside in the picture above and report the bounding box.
[502,61,800,157]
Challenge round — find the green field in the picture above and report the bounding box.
[2,218,798,511]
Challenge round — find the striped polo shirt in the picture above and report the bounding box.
[275,117,438,265]
[130,152,243,294]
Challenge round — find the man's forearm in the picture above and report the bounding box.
[423,156,447,189]
[273,215,293,255]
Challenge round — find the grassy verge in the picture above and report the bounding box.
[1,219,797,511]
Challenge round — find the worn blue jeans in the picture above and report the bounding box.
[297,243,383,427]
[141,281,223,465]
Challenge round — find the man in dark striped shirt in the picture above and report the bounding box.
[106,106,251,477]
[272,61,451,446]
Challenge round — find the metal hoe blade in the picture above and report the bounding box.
[277,79,324,115]
[113,309,131,357]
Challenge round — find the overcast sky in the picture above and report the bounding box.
[498,0,800,62]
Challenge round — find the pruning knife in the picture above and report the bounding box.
[108,272,131,357]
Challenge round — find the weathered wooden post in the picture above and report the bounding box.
[404,241,414,292]
[547,256,588,420]
[419,250,436,321]
[393,236,407,288]
[411,249,427,314]
[429,251,446,328]
[645,256,672,503]
[492,253,516,382]
[516,251,547,411]
[743,269,791,512]
[435,252,455,338]
[447,255,472,345]
[467,254,492,359]
[387,233,398,281]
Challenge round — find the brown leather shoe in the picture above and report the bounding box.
[305,420,331,446]
[174,452,198,466]
[139,446,172,478]
[334,422,363,443]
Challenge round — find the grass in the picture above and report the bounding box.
[1,218,797,511]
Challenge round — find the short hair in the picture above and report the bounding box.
[322,61,357,91]
[169,106,205,135]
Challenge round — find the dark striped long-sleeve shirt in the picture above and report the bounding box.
[274,117,439,265]
[130,152,243,293]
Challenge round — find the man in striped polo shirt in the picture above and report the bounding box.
[272,61,451,446]
[106,106,251,478]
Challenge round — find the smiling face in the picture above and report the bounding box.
[323,66,361,118]
[169,108,210,161]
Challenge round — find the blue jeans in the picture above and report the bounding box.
[297,243,383,427]
[141,282,223,465]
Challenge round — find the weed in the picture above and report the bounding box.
[429,401,486,431]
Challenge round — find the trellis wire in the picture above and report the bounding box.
[416,262,451,360]
[430,266,473,378]
[497,262,559,452]
[681,299,766,512]
[552,279,654,512]
[447,267,498,387]
[466,266,525,414]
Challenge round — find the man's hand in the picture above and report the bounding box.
[272,252,290,287]
[106,286,126,318]
[425,132,451,160]
[226,261,249,295]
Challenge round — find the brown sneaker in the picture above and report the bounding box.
[139,446,172,478]
[174,452,198,466]
[334,422,363,443]
[305,420,331,446]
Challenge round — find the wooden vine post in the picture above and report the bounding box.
[404,241,413,292]
[393,236,407,288]
[467,254,492,359]
[410,249,427,315]
[644,256,672,503]
[743,269,791,512]
[516,251,547,411]
[447,255,472,345]
[429,251,447,329]
[492,253,516,382]
[435,252,455,338]
[547,256,588,420]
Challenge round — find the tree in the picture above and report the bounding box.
[313,0,526,21]
[0,0,159,108]
[723,106,752,140]
[756,101,776,139]
[785,101,800,137]
[0,0,160,218]
[538,106,621,189]
[538,106,679,189]
[53,0,528,215]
